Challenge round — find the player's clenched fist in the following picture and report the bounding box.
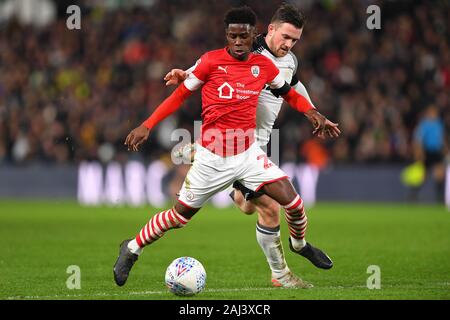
[124,125,150,151]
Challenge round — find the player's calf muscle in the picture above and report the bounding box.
[254,196,280,217]
[257,212,280,228]
[254,196,280,227]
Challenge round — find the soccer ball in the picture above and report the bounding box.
[165,257,206,296]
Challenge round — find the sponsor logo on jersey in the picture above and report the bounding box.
[217,82,234,99]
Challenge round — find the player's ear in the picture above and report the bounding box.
[267,23,276,36]
[250,26,257,39]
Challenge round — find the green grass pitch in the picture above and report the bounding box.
[0,200,449,300]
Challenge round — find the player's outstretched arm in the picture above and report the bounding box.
[124,83,193,151]
[280,87,340,139]
[264,57,340,139]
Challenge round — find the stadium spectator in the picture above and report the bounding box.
[0,0,448,167]
[413,105,448,202]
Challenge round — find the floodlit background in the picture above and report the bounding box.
[0,0,449,300]
[0,0,448,205]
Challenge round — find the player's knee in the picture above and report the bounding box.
[174,202,200,221]
[241,203,256,215]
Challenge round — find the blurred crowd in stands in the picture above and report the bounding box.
[0,0,448,166]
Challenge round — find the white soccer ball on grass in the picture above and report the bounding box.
[165,256,206,296]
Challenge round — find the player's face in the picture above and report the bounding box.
[225,24,256,61]
[267,22,302,57]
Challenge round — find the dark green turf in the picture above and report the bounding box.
[0,200,449,300]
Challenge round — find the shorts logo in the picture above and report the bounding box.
[185,190,194,201]
[257,154,273,169]
[251,66,260,77]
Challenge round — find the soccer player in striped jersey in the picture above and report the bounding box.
[114,6,340,288]
[165,4,330,288]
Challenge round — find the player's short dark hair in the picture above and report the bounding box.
[224,6,257,28]
[270,3,306,29]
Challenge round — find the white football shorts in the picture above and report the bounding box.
[177,142,288,208]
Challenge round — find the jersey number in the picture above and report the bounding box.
[257,154,273,170]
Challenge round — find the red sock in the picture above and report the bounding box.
[135,207,190,247]
[283,195,307,240]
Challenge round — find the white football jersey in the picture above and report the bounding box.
[252,34,315,146]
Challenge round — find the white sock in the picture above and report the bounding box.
[127,239,143,255]
[256,223,289,278]
[290,237,306,251]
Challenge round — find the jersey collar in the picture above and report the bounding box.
[253,33,277,57]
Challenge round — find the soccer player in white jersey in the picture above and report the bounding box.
[164,4,330,288]
[114,6,340,288]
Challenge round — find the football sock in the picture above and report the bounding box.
[283,195,307,251]
[135,207,190,247]
[256,222,289,278]
[127,239,143,255]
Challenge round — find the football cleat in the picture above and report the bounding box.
[113,239,139,286]
[289,239,333,270]
[271,271,313,289]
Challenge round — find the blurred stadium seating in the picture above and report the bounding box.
[0,0,448,205]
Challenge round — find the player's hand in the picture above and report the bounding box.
[305,109,341,139]
[164,69,188,86]
[124,125,150,151]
